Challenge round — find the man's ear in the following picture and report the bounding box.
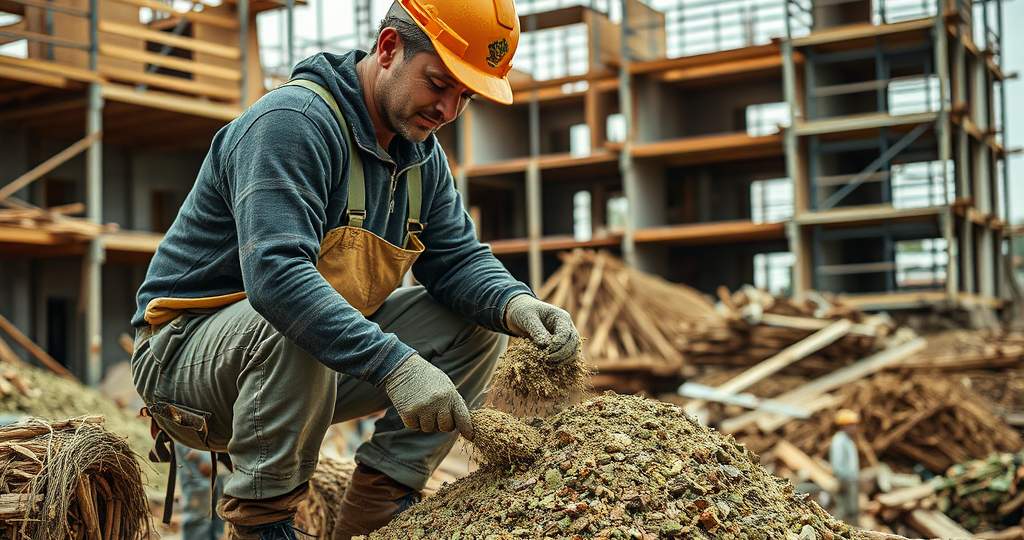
[376,27,402,69]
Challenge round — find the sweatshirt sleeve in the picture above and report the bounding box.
[224,108,416,385]
[412,151,535,334]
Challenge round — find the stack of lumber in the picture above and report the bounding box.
[872,452,1024,537]
[680,286,901,376]
[537,249,720,378]
[767,373,1023,475]
[0,417,151,540]
[0,203,118,239]
[903,329,1024,370]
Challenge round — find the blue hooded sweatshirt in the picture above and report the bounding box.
[132,51,534,385]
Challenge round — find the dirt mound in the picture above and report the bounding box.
[371,392,853,540]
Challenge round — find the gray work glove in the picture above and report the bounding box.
[504,294,581,365]
[384,354,473,440]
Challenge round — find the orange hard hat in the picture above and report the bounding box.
[394,0,520,105]
[835,409,860,426]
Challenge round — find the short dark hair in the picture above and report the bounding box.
[370,15,437,59]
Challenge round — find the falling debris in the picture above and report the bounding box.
[486,338,593,419]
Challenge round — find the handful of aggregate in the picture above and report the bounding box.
[371,391,854,540]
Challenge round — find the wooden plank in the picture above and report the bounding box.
[6,0,89,17]
[98,20,241,59]
[99,43,241,81]
[102,84,239,121]
[904,509,974,539]
[107,0,238,29]
[633,221,786,246]
[0,334,25,366]
[100,231,163,254]
[678,383,813,418]
[875,481,937,509]
[0,313,79,382]
[0,131,102,201]
[793,18,935,47]
[0,63,68,88]
[0,54,102,82]
[719,338,927,434]
[772,439,840,494]
[684,319,853,414]
[99,65,240,101]
[758,313,879,336]
[655,55,783,84]
[0,26,89,50]
[793,111,938,137]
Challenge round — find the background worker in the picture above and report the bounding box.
[830,409,861,526]
[130,0,580,538]
[174,441,227,540]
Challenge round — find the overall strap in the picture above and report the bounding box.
[281,79,366,228]
[406,165,423,247]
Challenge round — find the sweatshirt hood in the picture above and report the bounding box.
[289,50,436,167]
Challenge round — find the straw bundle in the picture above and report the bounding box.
[0,417,150,540]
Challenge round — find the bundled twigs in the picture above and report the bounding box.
[0,417,151,540]
[294,455,356,538]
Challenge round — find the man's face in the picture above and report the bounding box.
[376,48,475,144]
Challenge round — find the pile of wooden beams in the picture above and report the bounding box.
[0,417,151,540]
[538,249,720,378]
[680,285,902,376]
[902,329,1024,370]
[0,202,118,239]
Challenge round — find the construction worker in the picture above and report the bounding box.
[829,409,861,526]
[130,1,580,538]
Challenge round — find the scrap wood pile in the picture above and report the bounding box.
[0,202,119,238]
[748,373,1023,476]
[871,452,1024,538]
[680,286,904,377]
[902,329,1024,371]
[537,249,720,378]
[0,417,151,540]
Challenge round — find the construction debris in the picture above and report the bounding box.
[0,202,118,239]
[0,417,151,540]
[680,286,902,377]
[371,392,862,540]
[538,250,717,380]
[872,452,1024,536]
[757,373,1023,475]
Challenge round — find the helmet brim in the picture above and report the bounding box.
[434,45,514,105]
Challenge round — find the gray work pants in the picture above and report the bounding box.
[132,286,506,500]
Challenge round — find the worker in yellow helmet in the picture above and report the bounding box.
[130,0,581,538]
[829,409,861,526]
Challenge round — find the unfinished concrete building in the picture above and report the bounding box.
[0,0,1011,382]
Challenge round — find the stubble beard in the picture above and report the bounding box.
[377,69,438,144]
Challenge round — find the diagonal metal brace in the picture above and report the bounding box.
[819,121,932,210]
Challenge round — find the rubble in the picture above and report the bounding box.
[371,392,858,540]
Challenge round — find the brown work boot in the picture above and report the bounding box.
[332,463,422,540]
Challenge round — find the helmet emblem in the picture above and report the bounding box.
[486,38,510,68]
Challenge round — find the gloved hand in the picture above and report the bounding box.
[384,354,473,440]
[504,294,581,365]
